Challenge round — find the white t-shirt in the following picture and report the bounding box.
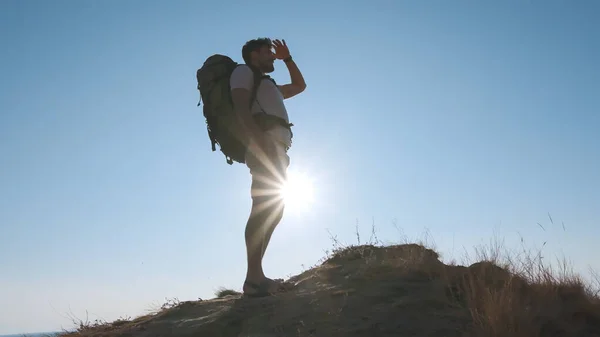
[230,64,292,148]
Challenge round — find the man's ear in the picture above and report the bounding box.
[250,50,260,63]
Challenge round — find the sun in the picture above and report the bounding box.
[280,170,315,212]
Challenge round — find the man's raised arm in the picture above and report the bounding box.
[273,39,306,99]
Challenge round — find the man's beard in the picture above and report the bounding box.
[261,61,275,73]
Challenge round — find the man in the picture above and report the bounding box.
[229,38,306,297]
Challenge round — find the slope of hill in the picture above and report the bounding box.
[57,243,600,337]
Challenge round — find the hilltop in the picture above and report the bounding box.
[57,242,600,337]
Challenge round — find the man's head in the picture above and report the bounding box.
[242,38,275,73]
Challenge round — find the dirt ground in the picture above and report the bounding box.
[57,244,600,337]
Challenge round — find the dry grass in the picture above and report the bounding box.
[56,297,187,335]
[445,233,600,337]
[214,287,241,298]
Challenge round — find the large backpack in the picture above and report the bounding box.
[196,54,262,165]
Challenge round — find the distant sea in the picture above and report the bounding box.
[0,333,60,337]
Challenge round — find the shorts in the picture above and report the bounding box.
[245,127,291,202]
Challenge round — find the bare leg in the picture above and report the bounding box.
[243,183,285,292]
[260,200,284,260]
[244,198,268,283]
[243,145,288,294]
[260,148,289,260]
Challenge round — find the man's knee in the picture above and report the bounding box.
[249,171,286,204]
[251,194,283,211]
[249,194,283,221]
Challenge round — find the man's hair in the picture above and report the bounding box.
[242,38,272,64]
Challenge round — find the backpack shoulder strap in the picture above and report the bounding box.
[235,64,266,109]
[248,66,263,109]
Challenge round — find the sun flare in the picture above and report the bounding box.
[280,170,315,212]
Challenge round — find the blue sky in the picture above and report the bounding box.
[1,0,599,334]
